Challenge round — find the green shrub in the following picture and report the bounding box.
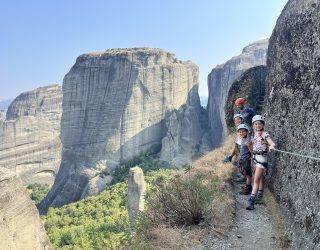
[109,149,170,185]
[147,165,220,226]
[44,168,173,249]
[27,183,50,204]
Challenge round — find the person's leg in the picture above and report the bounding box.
[246,176,252,186]
[247,167,264,210]
[239,158,252,195]
[258,176,265,191]
[252,167,264,195]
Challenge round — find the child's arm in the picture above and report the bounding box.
[245,141,253,154]
[230,143,238,158]
[266,137,276,151]
[224,143,238,162]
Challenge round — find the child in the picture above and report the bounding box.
[233,113,253,134]
[225,124,253,194]
[246,115,275,210]
[233,114,243,127]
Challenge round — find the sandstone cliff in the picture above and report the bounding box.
[265,0,320,248]
[39,48,199,212]
[0,85,62,185]
[160,85,209,165]
[225,65,267,131]
[0,167,51,249]
[207,39,268,147]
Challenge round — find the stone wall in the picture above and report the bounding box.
[265,0,320,248]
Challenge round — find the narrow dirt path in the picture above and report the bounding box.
[192,177,279,249]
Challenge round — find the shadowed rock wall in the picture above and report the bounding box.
[207,39,268,148]
[265,0,320,248]
[225,65,267,131]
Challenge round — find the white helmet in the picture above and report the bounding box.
[252,115,265,124]
[233,114,243,120]
[237,124,249,131]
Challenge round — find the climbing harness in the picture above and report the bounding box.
[274,148,320,161]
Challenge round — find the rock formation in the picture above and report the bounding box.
[39,48,199,213]
[160,85,209,165]
[128,166,146,221]
[207,39,268,147]
[0,167,52,249]
[0,85,62,186]
[225,65,267,131]
[265,0,320,248]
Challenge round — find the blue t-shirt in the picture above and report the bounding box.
[239,108,256,125]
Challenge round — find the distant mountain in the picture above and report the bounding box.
[0,98,13,111]
[199,96,208,107]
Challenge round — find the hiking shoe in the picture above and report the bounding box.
[234,176,246,183]
[255,194,264,204]
[246,197,255,210]
[239,185,252,195]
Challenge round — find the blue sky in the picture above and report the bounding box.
[1,0,287,99]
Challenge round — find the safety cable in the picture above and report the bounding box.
[274,148,320,161]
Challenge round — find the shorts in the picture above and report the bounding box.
[238,157,252,177]
[253,154,268,170]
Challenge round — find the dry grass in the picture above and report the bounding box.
[264,188,291,249]
[145,135,237,249]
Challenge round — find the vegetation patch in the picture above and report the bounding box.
[134,136,236,248]
[27,183,50,204]
[43,137,236,249]
[43,154,173,249]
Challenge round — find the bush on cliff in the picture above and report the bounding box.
[27,183,50,204]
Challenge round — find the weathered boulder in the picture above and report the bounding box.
[265,0,320,248]
[39,48,199,212]
[225,65,267,131]
[0,167,51,249]
[207,39,268,147]
[128,166,146,221]
[0,85,62,185]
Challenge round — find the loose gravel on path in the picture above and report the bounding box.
[191,178,279,250]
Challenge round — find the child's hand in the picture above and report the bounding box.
[223,156,232,163]
[269,144,275,151]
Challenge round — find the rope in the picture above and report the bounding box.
[274,148,320,161]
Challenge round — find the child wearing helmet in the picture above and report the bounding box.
[224,124,253,195]
[246,115,276,210]
[234,97,256,126]
[233,113,252,134]
[233,114,244,126]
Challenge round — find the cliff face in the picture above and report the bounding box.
[207,39,268,147]
[0,167,51,249]
[160,85,209,165]
[225,65,267,131]
[39,48,199,212]
[265,0,320,248]
[0,85,62,185]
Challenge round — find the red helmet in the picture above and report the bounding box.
[235,98,246,105]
